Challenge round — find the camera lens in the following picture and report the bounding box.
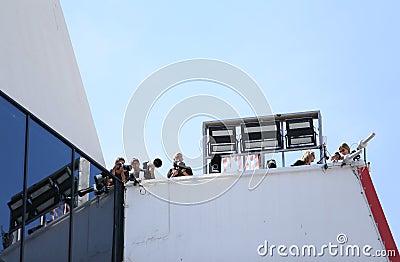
[153,158,162,168]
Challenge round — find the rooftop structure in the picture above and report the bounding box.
[0,1,398,261]
[0,88,398,261]
[203,110,323,174]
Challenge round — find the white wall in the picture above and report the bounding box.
[125,165,388,261]
[0,0,104,165]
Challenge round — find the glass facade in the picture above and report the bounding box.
[0,91,123,262]
[0,95,25,250]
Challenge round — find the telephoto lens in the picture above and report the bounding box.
[123,164,132,171]
[153,158,162,168]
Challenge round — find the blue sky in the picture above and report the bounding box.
[60,0,399,245]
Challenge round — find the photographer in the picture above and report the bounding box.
[167,152,193,178]
[130,157,159,180]
[110,156,131,183]
[129,157,141,180]
[331,152,343,162]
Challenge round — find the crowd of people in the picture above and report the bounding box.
[104,142,355,184]
[290,142,352,167]
[105,152,193,185]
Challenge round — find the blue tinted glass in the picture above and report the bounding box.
[0,95,26,251]
[25,119,72,253]
[27,120,72,185]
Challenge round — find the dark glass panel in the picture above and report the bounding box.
[27,119,72,185]
[24,118,72,258]
[0,95,26,253]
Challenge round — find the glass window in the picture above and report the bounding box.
[24,119,72,258]
[0,96,26,252]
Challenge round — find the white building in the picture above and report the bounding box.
[0,1,398,261]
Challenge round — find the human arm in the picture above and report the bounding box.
[181,167,193,176]
[167,168,178,178]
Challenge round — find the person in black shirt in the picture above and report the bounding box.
[291,150,315,166]
[167,152,193,178]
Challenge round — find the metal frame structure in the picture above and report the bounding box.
[202,110,324,174]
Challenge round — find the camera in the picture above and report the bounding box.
[170,160,193,177]
[143,158,163,170]
[116,162,132,171]
[173,161,186,170]
[130,158,163,181]
[142,158,162,179]
[77,171,110,197]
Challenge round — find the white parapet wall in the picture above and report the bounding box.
[125,164,389,261]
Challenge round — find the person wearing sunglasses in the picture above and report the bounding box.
[338,143,350,157]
